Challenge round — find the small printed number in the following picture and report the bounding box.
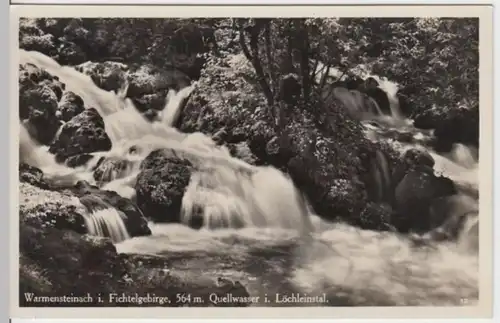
[176,294,192,304]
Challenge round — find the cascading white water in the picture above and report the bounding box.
[20,49,481,306]
[19,122,95,187]
[84,208,131,243]
[19,50,126,117]
[181,165,310,231]
[19,49,311,236]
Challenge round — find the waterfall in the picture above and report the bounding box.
[84,208,131,243]
[181,166,310,231]
[20,49,480,306]
[19,49,311,241]
[19,50,127,117]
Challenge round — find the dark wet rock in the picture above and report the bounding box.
[19,224,126,304]
[75,61,129,93]
[19,83,58,120]
[357,202,395,232]
[19,83,61,146]
[19,222,251,307]
[18,63,67,144]
[19,163,50,190]
[413,106,479,152]
[427,194,478,240]
[131,91,168,112]
[19,63,55,85]
[316,178,366,220]
[39,78,65,101]
[393,167,457,233]
[19,182,88,234]
[135,149,194,223]
[57,91,85,122]
[65,154,95,168]
[71,180,151,238]
[390,148,436,191]
[395,132,414,143]
[93,157,134,185]
[403,148,435,168]
[49,108,112,163]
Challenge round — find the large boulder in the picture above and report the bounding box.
[57,91,85,122]
[135,150,194,223]
[49,108,112,163]
[75,61,129,93]
[19,64,63,145]
[70,181,152,238]
[19,225,123,304]
[391,148,436,189]
[413,105,479,152]
[130,91,169,113]
[92,156,135,185]
[393,166,457,233]
[19,182,88,234]
[19,222,251,307]
[179,53,272,145]
[19,163,50,190]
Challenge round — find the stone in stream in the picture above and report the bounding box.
[93,157,135,185]
[412,105,479,152]
[19,163,50,190]
[71,180,152,238]
[49,108,112,164]
[74,61,129,93]
[19,64,63,146]
[57,91,85,122]
[135,149,194,223]
[65,154,95,168]
[393,166,457,233]
[19,182,88,234]
[19,222,251,307]
[390,148,436,191]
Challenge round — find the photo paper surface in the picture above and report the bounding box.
[10,4,494,319]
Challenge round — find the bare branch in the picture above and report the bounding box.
[237,21,275,111]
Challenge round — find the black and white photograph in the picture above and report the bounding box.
[12,4,493,316]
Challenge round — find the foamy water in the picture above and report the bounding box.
[19,49,479,306]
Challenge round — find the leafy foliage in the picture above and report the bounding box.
[226,17,478,122]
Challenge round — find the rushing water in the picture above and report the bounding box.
[19,49,480,306]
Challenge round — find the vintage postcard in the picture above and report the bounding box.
[10,3,494,320]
